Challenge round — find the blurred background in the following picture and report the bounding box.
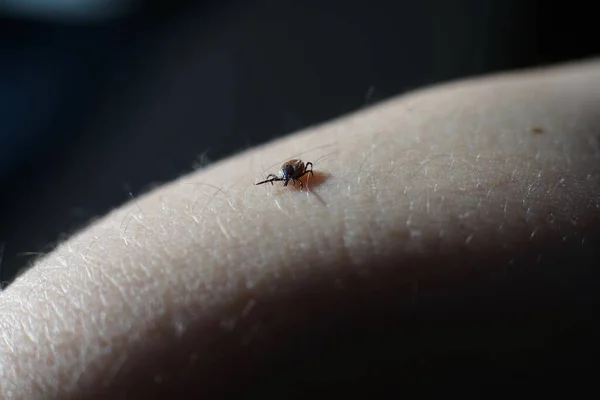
[0,0,597,285]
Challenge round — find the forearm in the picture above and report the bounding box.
[2,59,600,398]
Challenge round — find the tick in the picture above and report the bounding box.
[255,159,314,190]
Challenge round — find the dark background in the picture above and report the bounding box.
[0,0,597,284]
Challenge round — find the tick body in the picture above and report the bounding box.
[255,159,314,190]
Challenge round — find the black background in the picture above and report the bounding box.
[0,0,597,284]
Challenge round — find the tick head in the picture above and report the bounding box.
[279,163,295,180]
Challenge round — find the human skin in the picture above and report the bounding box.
[1,59,600,398]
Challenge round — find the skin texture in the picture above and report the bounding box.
[1,59,600,398]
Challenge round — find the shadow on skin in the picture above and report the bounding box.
[304,171,331,206]
[304,170,330,191]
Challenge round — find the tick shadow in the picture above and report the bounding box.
[304,170,330,188]
[304,171,331,206]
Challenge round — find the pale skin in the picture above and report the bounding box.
[1,59,600,398]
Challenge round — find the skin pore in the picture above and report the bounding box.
[1,59,600,398]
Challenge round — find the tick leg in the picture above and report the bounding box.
[306,162,314,177]
[255,175,281,186]
[297,170,314,179]
[284,180,289,187]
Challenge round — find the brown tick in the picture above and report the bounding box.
[255,159,314,190]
